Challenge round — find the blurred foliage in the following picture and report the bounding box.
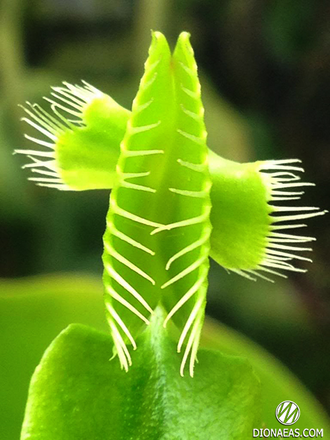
[0,0,329,432]
[0,275,106,440]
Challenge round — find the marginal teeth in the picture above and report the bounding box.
[247,159,328,281]
[272,206,320,213]
[24,134,54,149]
[15,149,55,158]
[30,169,59,178]
[18,81,101,191]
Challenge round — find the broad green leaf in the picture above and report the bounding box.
[1,274,329,439]
[21,308,261,440]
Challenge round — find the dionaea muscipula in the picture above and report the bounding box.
[16,31,327,376]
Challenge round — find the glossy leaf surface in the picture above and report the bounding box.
[1,275,329,439]
[21,309,260,440]
[57,92,129,190]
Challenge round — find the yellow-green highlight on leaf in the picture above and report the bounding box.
[208,153,272,274]
[208,152,327,282]
[16,81,128,190]
[102,31,212,376]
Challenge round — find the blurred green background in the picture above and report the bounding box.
[0,0,329,436]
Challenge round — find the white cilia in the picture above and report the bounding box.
[17,31,327,376]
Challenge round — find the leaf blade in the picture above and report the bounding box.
[21,310,261,440]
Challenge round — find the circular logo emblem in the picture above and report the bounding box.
[276,401,300,426]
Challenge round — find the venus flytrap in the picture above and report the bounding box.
[17,31,326,377]
[102,32,212,377]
